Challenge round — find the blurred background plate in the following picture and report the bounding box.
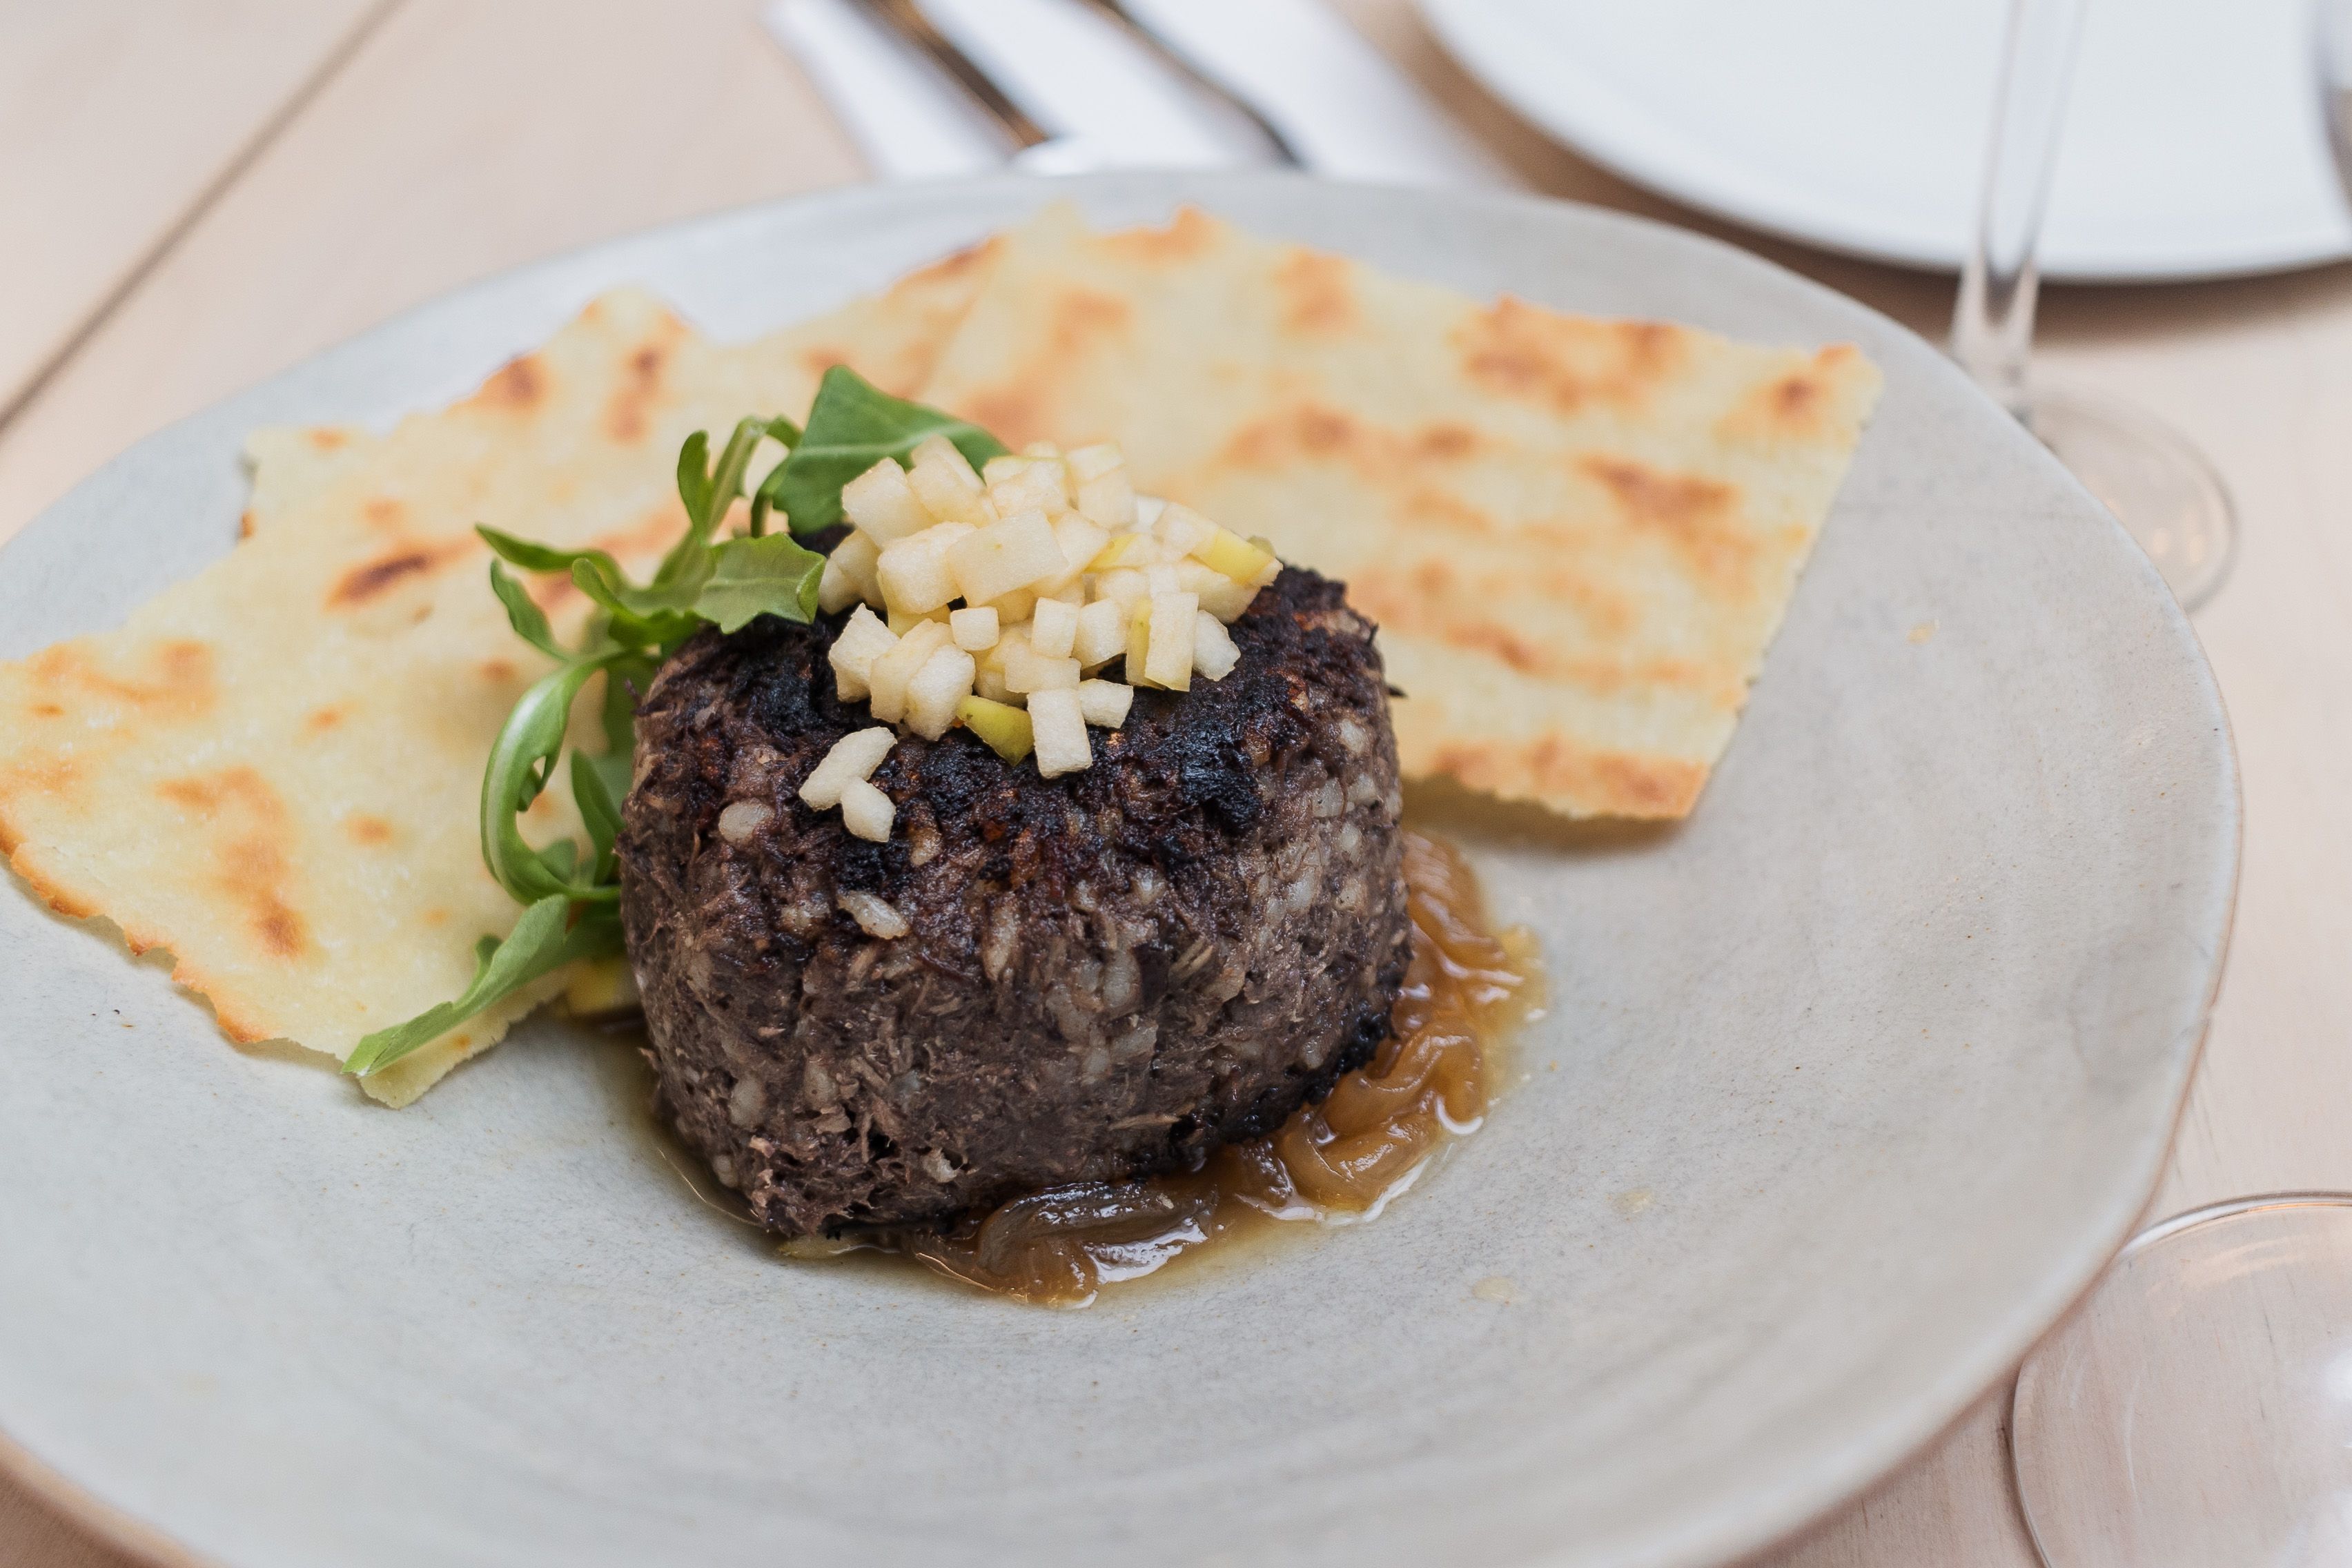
[0,172,2235,1568]
[1420,0,2352,280]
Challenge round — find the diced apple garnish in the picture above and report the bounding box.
[906,435,988,526]
[981,585,1037,625]
[904,645,977,741]
[1028,689,1092,778]
[1153,502,1217,556]
[1145,562,1180,596]
[1193,526,1278,586]
[1092,566,1150,615]
[983,455,1068,518]
[1077,678,1134,728]
[1246,537,1283,585]
[827,605,899,700]
[1066,443,1121,482]
[841,458,934,544]
[838,778,895,843]
[1086,532,1160,573]
[948,508,1065,607]
[1029,596,1078,658]
[1068,444,1134,529]
[1144,591,1198,691]
[887,605,952,635]
[1193,611,1239,681]
[950,605,999,651]
[1174,559,1258,623]
[819,528,884,614]
[867,618,951,723]
[1126,598,1152,686]
[876,521,974,614]
[1003,636,1081,694]
[1072,598,1126,671]
[1033,512,1108,596]
[957,695,1033,763]
[800,725,896,809]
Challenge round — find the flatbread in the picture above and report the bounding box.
[0,237,1002,1104]
[916,205,1881,818]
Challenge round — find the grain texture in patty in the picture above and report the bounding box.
[618,566,1410,1237]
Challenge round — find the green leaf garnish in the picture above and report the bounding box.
[343,898,624,1077]
[356,380,1011,1079]
[692,531,827,632]
[768,365,1008,536]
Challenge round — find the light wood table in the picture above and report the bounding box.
[5,4,2343,1565]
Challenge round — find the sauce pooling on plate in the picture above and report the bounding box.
[846,829,1541,1305]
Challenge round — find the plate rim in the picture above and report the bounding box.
[0,168,2242,1568]
[1415,0,2352,282]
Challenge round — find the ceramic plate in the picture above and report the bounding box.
[0,173,2235,1568]
[1420,0,2352,281]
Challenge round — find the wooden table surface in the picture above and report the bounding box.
[7,3,2346,1565]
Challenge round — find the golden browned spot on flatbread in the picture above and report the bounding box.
[27,701,63,719]
[1455,300,1684,415]
[1423,736,1705,819]
[478,353,547,411]
[328,538,475,607]
[153,767,310,960]
[1102,206,1219,265]
[1578,455,1756,600]
[362,496,406,529]
[30,640,215,718]
[1354,563,1693,692]
[800,346,849,380]
[1413,422,1482,461]
[1273,248,1356,335]
[603,329,678,442]
[480,658,517,685]
[1401,487,1498,540]
[238,511,256,540]
[306,429,348,452]
[903,235,1000,287]
[422,908,450,927]
[1719,344,1865,444]
[344,814,393,846]
[304,705,344,734]
[0,754,83,816]
[963,287,1133,449]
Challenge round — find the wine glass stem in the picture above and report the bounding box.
[1950,0,2089,421]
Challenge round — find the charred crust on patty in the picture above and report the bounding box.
[618,566,1411,1238]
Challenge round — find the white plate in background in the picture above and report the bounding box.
[1422,0,2352,280]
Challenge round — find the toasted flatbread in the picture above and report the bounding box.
[916,206,1881,818]
[0,238,1001,1104]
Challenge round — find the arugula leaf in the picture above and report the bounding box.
[342,898,624,1077]
[569,557,703,650]
[569,748,629,882]
[480,651,629,905]
[487,562,566,659]
[656,416,768,585]
[691,532,827,633]
[478,525,622,580]
[769,365,1008,536]
[746,414,805,538]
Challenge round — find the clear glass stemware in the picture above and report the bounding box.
[1952,0,2235,611]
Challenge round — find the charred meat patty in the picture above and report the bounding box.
[617,566,1409,1237]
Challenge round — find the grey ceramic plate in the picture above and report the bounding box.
[0,173,2235,1568]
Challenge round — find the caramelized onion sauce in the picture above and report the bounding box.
[850,829,1541,1306]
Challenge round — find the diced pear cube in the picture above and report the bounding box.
[1065,443,1124,483]
[838,777,895,843]
[981,455,1026,486]
[1093,567,1150,614]
[1077,678,1135,729]
[1134,495,1168,531]
[1193,611,1240,681]
[887,605,952,635]
[904,645,978,741]
[950,605,999,651]
[957,695,1033,763]
[1194,525,1280,585]
[981,586,1037,626]
[827,605,899,701]
[1125,599,1152,686]
[1021,440,1064,460]
[1028,688,1092,778]
[1034,512,1109,596]
[1144,591,1198,692]
[800,726,896,809]
[1153,502,1217,556]
[1086,531,1161,573]
[1029,596,1078,658]
[948,508,1066,606]
[1246,537,1284,585]
[1145,563,1180,596]
[868,618,951,723]
[986,461,1067,520]
[1003,637,1081,694]
[1175,558,1260,623]
[1072,599,1127,671]
[1077,475,1135,530]
[841,458,933,545]
[876,521,974,614]
[907,435,988,526]
[818,528,884,614]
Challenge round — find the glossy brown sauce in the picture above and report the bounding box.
[628,828,1540,1306]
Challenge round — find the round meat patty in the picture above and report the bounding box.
[617,566,1411,1238]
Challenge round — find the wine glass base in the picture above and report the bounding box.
[2011,1194,2352,1567]
[2029,388,2236,611]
